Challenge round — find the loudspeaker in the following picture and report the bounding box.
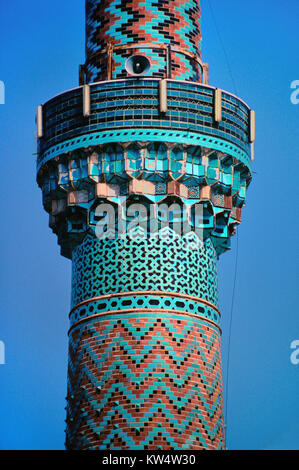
[125,55,151,76]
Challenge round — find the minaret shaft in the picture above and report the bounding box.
[36,0,254,450]
[84,0,203,83]
[67,235,224,449]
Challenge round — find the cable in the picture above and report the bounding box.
[224,229,239,449]
[206,0,239,96]
[205,0,240,448]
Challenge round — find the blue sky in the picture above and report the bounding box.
[0,0,298,450]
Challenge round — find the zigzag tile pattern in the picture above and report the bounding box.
[85,0,202,82]
[35,0,253,453]
[66,312,224,449]
[66,230,224,449]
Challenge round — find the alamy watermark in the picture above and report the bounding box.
[0,341,5,365]
[0,81,4,104]
[290,340,299,365]
[290,80,299,104]
[93,201,205,249]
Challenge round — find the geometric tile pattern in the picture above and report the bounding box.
[36,0,252,452]
[66,312,224,449]
[69,292,221,327]
[85,0,202,82]
[65,230,224,449]
[71,234,219,309]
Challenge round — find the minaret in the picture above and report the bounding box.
[36,0,254,450]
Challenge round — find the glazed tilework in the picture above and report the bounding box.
[65,231,224,449]
[66,312,224,449]
[69,293,221,327]
[71,234,218,309]
[35,0,253,451]
[37,135,248,259]
[85,0,202,82]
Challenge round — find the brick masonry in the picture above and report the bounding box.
[66,312,224,450]
[65,232,224,449]
[85,0,202,82]
[36,0,253,451]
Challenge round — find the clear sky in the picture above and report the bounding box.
[0,0,298,450]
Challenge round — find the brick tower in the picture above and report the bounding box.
[36,0,254,450]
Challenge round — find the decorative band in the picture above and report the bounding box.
[69,291,220,317]
[68,309,222,335]
[68,291,221,332]
[37,128,251,174]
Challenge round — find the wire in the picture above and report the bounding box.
[205,0,240,449]
[224,229,239,449]
[206,0,239,96]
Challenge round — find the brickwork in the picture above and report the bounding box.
[36,0,253,451]
[85,0,202,82]
[66,312,224,449]
[64,231,224,449]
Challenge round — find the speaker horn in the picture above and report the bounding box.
[125,55,151,76]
